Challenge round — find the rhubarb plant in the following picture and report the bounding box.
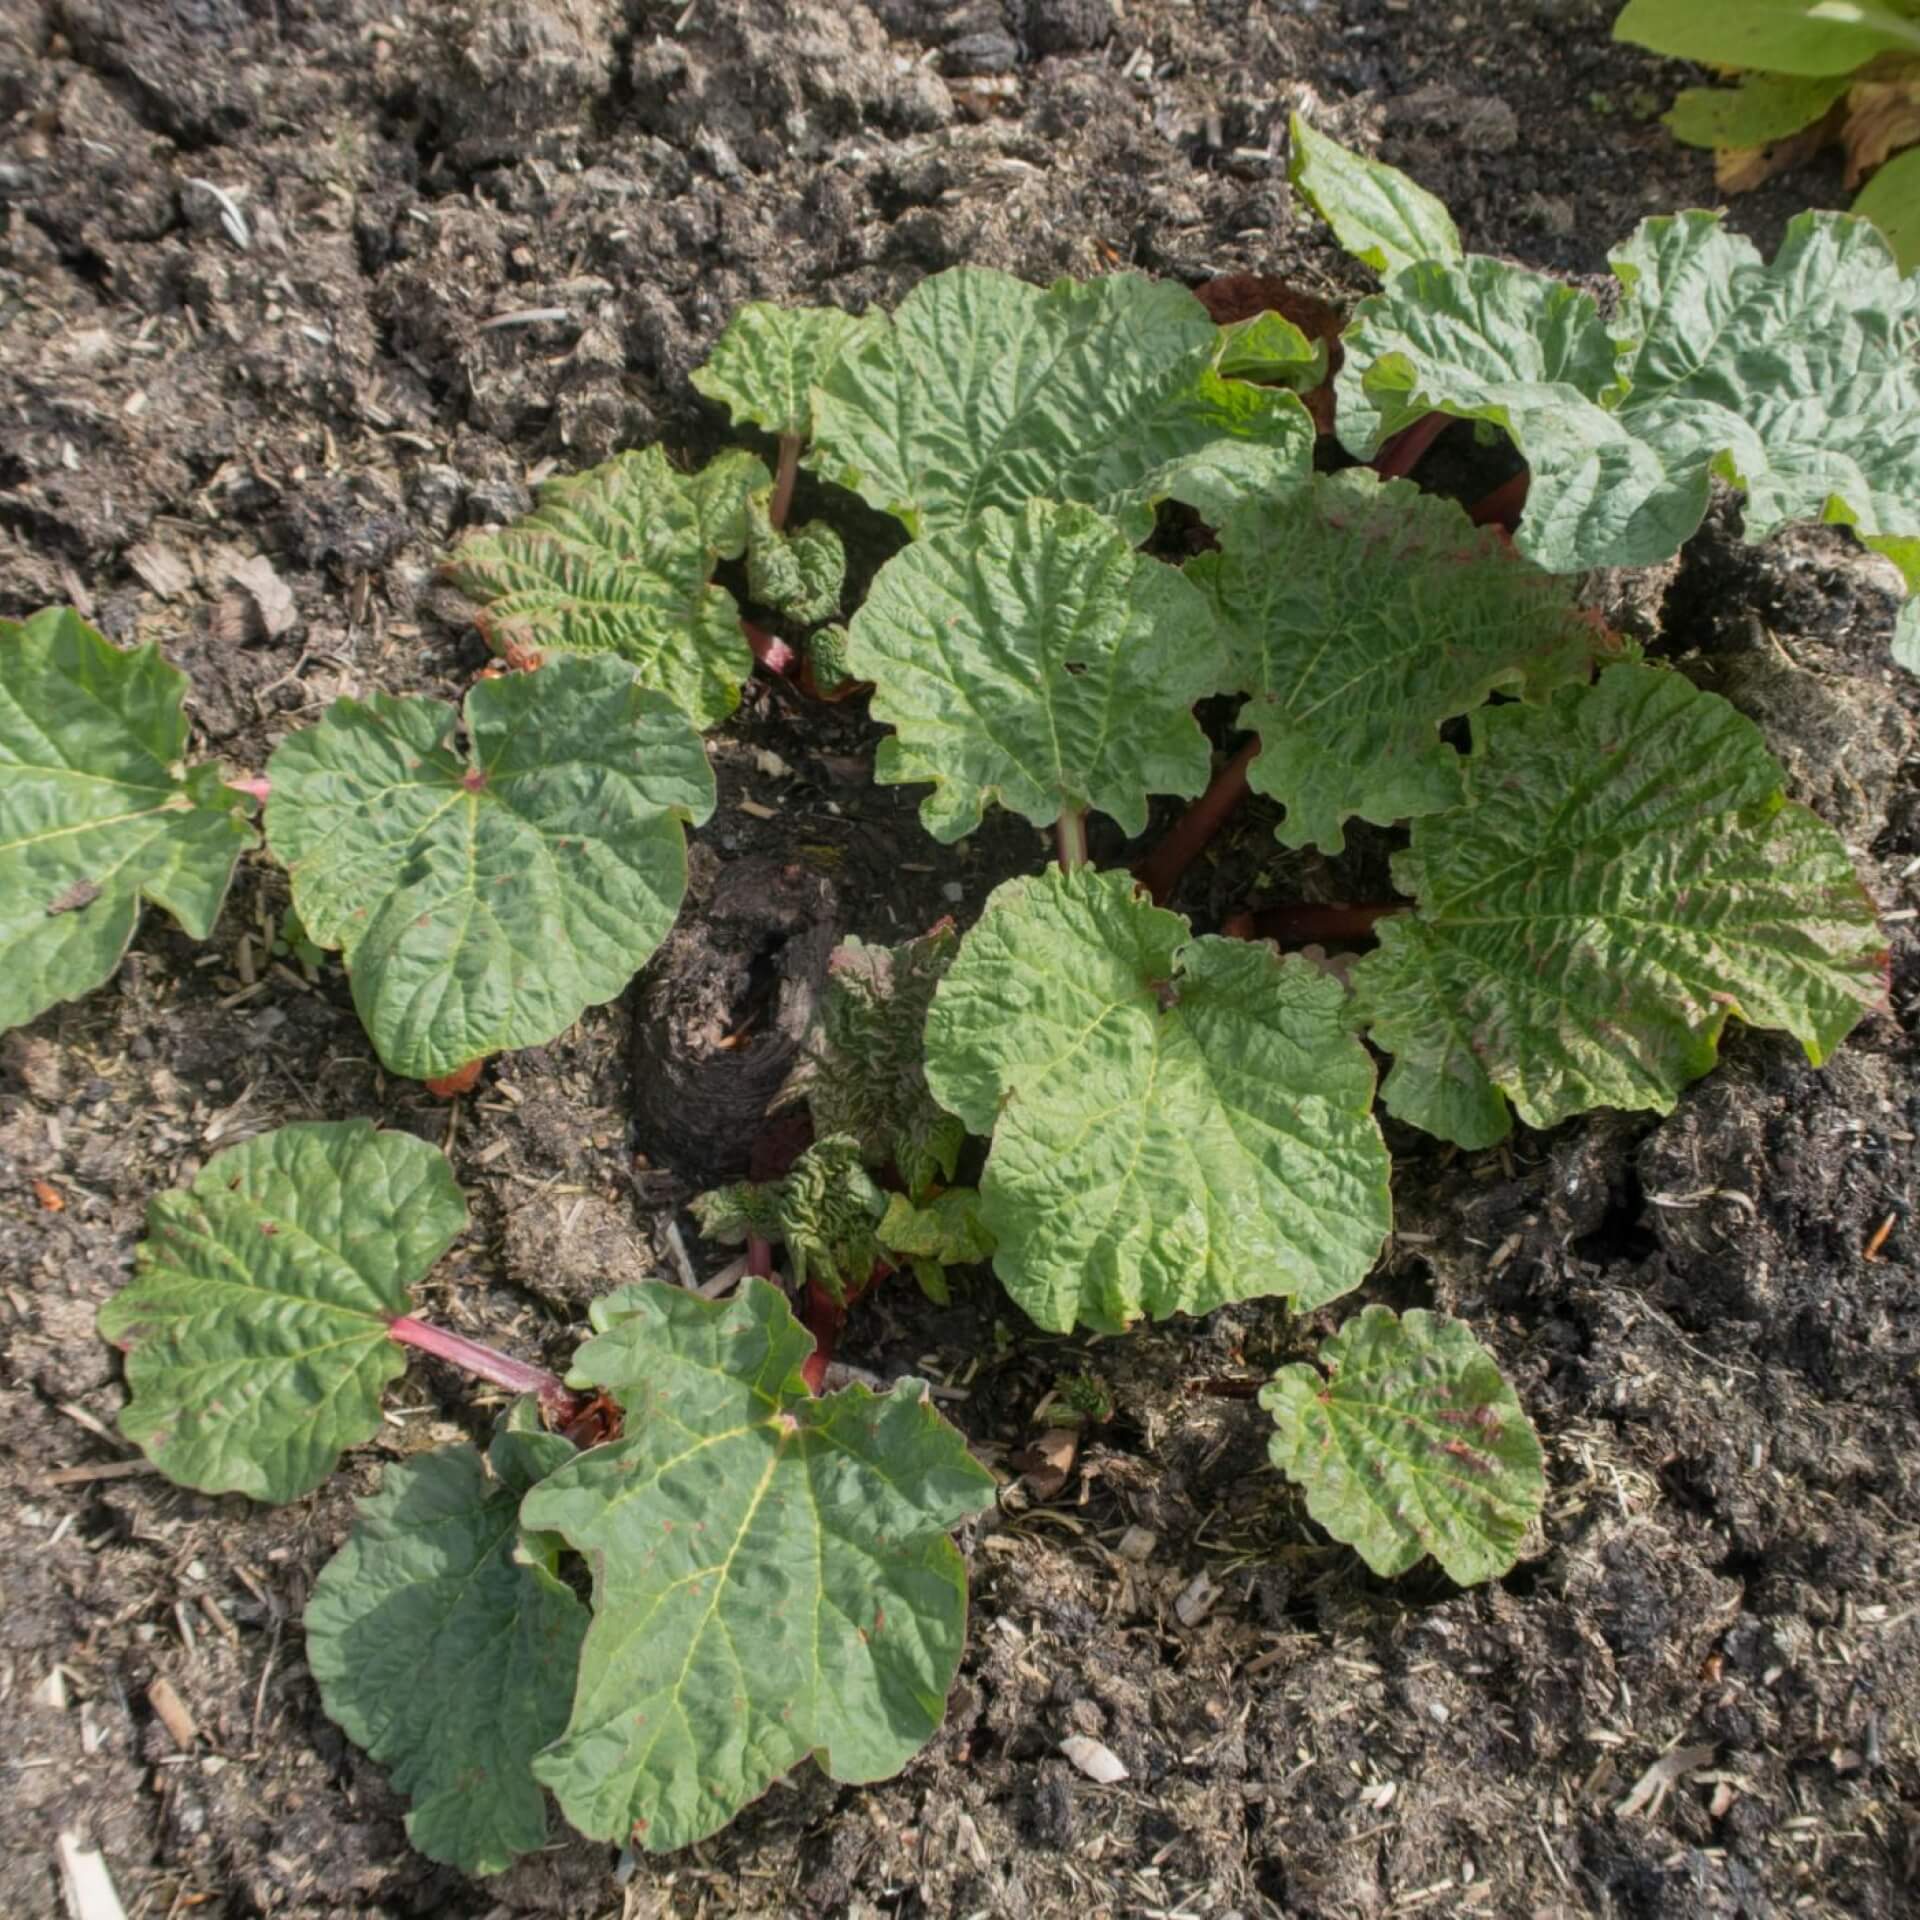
[0,608,253,1032]
[101,1122,995,1869]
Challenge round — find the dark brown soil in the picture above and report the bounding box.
[3,3,1916,1916]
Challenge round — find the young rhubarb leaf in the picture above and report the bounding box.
[1191,471,1600,854]
[879,1189,994,1304]
[305,1410,589,1875]
[1613,0,1920,75]
[444,446,767,728]
[692,302,876,441]
[809,266,1316,539]
[1286,114,1463,278]
[267,654,714,1081]
[792,927,967,1199]
[1214,309,1329,389]
[522,1278,996,1852]
[98,1120,468,1503]
[1262,1307,1543,1585]
[691,1134,888,1304]
[0,607,252,1034]
[1353,663,1886,1148]
[923,867,1391,1333]
[1336,211,1920,615]
[745,492,846,624]
[845,499,1226,841]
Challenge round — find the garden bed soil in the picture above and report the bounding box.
[2,2,1917,1916]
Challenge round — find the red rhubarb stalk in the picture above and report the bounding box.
[1469,469,1529,531]
[769,432,802,532]
[1221,900,1400,946]
[1133,737,1262,905]
[387,1315,584,1423]
[1372,411,1451,481]
[742,619,797,677]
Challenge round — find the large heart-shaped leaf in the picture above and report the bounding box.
[1263,1307,1544,1585]
[809,266,1316,538]
[1613,0,1920,75]
[1661,72,1850,150]
[444,447,767,728]
[522,1278,995,1852]
[692,302,876,440]
[0,607,252,1033]
[845,499,1227,840]
[1191,472,1598,853]
[1286,115,1462,278]
[1352,663,1886,1148]
[923,867,1391,1333]
[98,1121,468,1503]
[306,1409,589,1874]
[267,654,714,1080]
[1335,212,1920,603]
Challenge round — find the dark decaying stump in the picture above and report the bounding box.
[630,851,838,1183]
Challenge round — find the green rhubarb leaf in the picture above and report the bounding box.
[523,1277,996,1852]
[923,867,1391,1334]
[1262,1307,1543,1585]
[745,493,846,624]
[267,654,714,1081]
[97,1121,467,1503]
[1215,309,1328,389]
[879,1189,994,1303]
[1191,471,1600,854]
[690,1135,887,1304]
[692,302,876,440]
[1286,115,1463,277]
[305,1418,589,1875]
[1335,212,1920,611]
[845,499,1226,841]
[795,927,967,1199]
[1614,0,1920,75]
[444,446,768,728]
[0,608,252,1033]
[1854,145,1920,274]
[1663,71,1850,149]
[809,266,1315,539]
[1352,663,1886,1148]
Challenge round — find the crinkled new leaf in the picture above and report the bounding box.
[444,447,767,727]
[692,301,877,440]
[846,499,1227,841]
[1353,664,1886,1147]
[0,608,253,1034]
[924,867,1391,1333]
[1192,471,1599,853]
[305,1410,588,1874]
[1335,211,1920,628]
[809,266,1316,538]
[691,1135,887,1305]
[267,654,714,1080]
[1263,1307,1544,1585]
[98,1121,468,1503]
[523,1279,996,1852]
[1286,114,1463,277]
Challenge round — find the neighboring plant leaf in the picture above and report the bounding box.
[793,927,967,1198]
[1336,211,1920,616]
[923,867,1391,1333]
[1286,114,1463,277]
[845,499,1227,841]
[1613,0,1920,74]
[1214,309,1328,388]
[305,1419,589,1875]
[0,607,252,1033]
[98,1120,467,1503]
[1854,143,1920,270]
[523,1278,997,1852]
[1352,663,1886,1148]
[267,654,714,1081]
[746,493,846,624]
[1190,471,1600,854]
[809,265,1315,539]
[444,446,768,728]
[1262,1306,1543,1584]
[691,302,875,440]
[1663,71,1850,149]
[879,1189,994,1304]
[691,1135,887,1304]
